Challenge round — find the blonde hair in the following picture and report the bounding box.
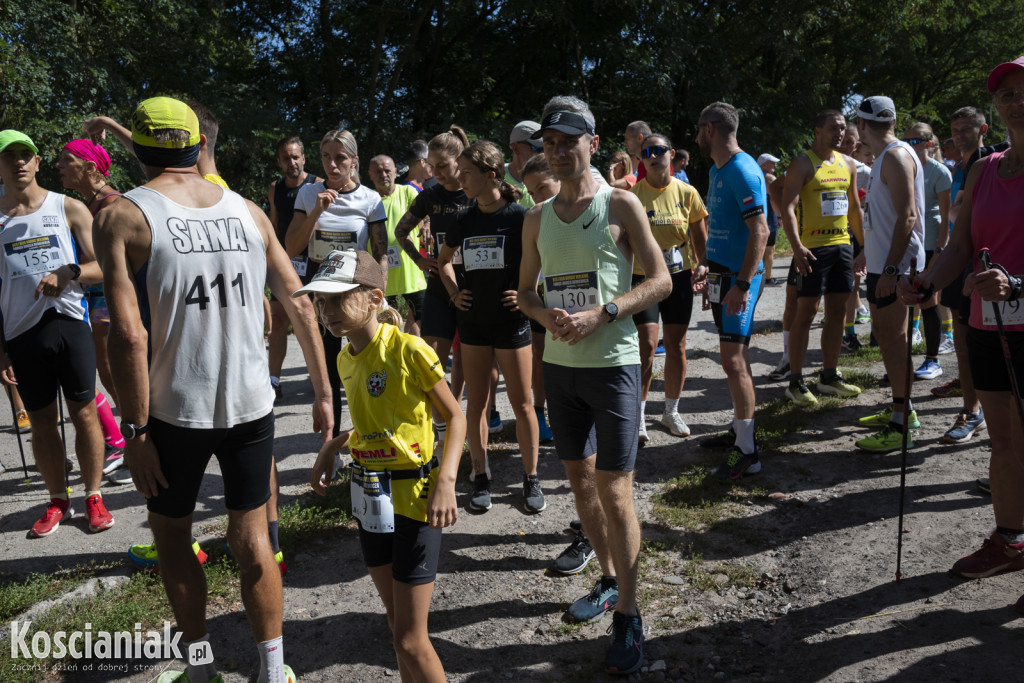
[312,286,402,333]
[609,151,632,179]
[320,129,360,182]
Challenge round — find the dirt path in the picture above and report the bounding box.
[1,256,1016,682]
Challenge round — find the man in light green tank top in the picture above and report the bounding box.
[518,95,670,676]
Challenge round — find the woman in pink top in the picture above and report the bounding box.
[907,55,1024,613]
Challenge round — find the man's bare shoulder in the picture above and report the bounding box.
[94,194,144,235]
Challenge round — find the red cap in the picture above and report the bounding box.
[987,55,1024,93]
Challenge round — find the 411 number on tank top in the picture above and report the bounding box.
[184,272,247,309]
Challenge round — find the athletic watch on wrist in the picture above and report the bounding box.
[735,279,751,292]
[119,421,149,440]
[883,264,899,277]
[66,263,82,281]
[603,302,619,322]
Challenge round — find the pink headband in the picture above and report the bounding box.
[62,139,111,177]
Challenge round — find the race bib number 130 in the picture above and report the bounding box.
[545,271,599,314]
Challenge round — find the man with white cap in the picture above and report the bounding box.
[506,120,541,209]
[852,95,926,452]
[0,129,113,538]
[95,97,333,683]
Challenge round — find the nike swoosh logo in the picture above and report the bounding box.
[582,218,595,230]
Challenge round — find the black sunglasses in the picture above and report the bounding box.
[641,145,670,159]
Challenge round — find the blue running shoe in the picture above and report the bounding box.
[654,343,665,357]
[567,578,618,623]
[605,610,645,674]
[488,410,503,434]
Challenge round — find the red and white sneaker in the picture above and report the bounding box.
[85,495,115,533]
[30,499,73,538]
[952,531,1024,578]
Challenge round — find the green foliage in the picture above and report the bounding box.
[3,0,1021,201]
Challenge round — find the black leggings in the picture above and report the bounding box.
[322,324,344,436]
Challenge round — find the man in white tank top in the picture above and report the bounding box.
[95,98,333,683]
[0,129,113,538]
[854,96,927,453]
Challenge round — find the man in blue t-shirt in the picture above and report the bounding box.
[693,102,769,479]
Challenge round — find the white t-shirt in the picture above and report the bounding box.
[294,182,386,262]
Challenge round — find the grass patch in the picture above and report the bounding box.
[0,560,121,623]
[0,481,355,683]
[682,551,758,592]
[753,395,846,448]
[773,229,792,257]
[0,556,243,683]
[652,467,768,531]
[277,471,353,551]
[832,367,881,391]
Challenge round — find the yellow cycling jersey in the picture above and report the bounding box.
[631,178,708,275]
[797,150,852,248]
[338,323,446,522]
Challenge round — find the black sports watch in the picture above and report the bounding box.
[883,264,899,277]
[119,421,149,440]
[66,263,82,281]
[735,279,751,293]
[603,302,619,322]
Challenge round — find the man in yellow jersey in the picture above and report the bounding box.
[780,110,864,405]
[369,154,426,334]
[518,95,670,674]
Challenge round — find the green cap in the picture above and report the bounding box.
[0,130,39,155]
[130,97,201,149]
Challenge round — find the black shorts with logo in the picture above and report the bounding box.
[795,244,854,297]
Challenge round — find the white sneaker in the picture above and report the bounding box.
[911,328,923,346]
[638,421,649,447]
[937,336,955,355]
[660,412,690,437]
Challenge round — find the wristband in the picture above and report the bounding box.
[986,261,1023,301]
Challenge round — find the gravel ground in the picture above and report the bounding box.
[0,256,1015,682]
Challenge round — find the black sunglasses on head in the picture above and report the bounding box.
[641,145,670,159]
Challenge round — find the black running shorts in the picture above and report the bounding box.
[359,514,442,585]
[544,362,641,472]
[146,411,275,518]
[420,291,457,341]
[631,270,694,327]
[6,310,96,412]
[795,244,854,298]
[967,326,1024,393]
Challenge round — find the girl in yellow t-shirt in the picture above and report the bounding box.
[297,249,465,683]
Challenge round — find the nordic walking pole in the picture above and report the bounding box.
[4,384,29,479]
[978,249,1024,428]
[57,390,71,497]
[895,258,917,584]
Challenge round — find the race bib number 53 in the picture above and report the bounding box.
[544,271,599,314]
